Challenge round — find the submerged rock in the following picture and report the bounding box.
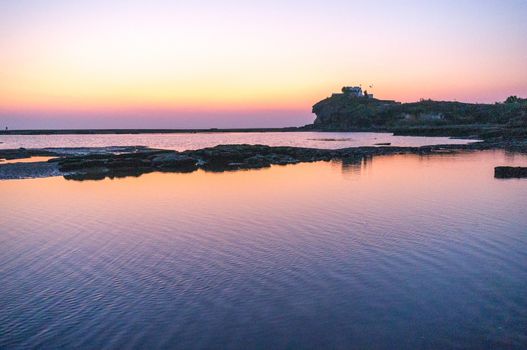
[0,148,56,161]
[150,152,198,171]
[0,161,61,179]
[494,166,527,179]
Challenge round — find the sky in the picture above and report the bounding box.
[0,0,526,129]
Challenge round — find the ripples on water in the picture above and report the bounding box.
[1,150,526,349]
[0,131,475,150]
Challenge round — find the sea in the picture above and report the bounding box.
[1,132,526,349]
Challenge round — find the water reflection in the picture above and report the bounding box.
[1,150,527,349]
[340,156,362,175]
[0,131,476,151]
[337,155,372,177]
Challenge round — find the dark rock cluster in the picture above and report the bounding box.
[55,145,336,180]
[494,166,527,179]
[2,141,526,181]
[0,148,56,160]
[56,150,170,180]
[54,144,467,180]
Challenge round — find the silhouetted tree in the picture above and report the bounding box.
[505,96,519,104]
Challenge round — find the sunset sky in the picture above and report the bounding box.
[1,0,526,129]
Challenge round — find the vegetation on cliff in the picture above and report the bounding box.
[310,94,527,139]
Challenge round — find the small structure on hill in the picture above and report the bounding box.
[342,86,364,97]
[333,86,374,99]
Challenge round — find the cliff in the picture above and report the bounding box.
[310,94,527,139]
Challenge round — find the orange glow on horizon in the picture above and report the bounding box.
[1,0,526,127]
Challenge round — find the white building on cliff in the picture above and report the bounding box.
[342,86,363,97]
[333,86,374,99]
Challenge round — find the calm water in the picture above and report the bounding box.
[0,131,475,150]
[1,150,526,349]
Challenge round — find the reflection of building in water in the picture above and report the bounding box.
[339,155,372,176]
[504,149,519,163]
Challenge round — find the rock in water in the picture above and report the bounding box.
[494,166,527,178]
[150,152,197,171]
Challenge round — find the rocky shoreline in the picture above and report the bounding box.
[1,139,526,181]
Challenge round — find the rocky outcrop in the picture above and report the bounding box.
[310,94,527,140]
[0,148,56,160]
[2,141,526,181]
[56,150,195,180]
[56,145,335,179]
[45,144,475,180]
[494,166,527,179]
[311,95,399,130]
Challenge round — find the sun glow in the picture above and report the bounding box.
[1,0,526,128]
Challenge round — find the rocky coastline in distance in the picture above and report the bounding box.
[3,92,526,141]
[309,89,527,140]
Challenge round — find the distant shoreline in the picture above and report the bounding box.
[0,127,310,135]
[0,126,518,141]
